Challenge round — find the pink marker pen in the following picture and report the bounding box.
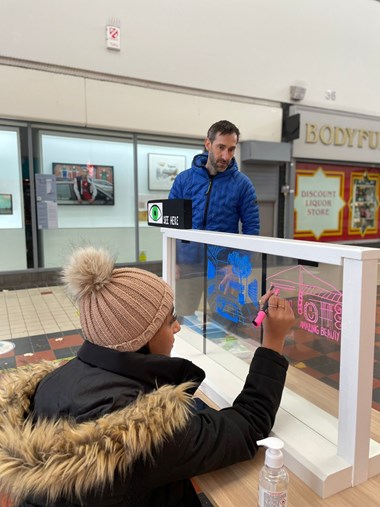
[252,288,280,327]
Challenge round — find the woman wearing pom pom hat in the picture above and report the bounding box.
[0,247,295,507]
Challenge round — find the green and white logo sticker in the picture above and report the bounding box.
[148,202,163,224]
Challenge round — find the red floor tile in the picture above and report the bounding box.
[15,350,56,367]
[326,351,341,361]
[327,372,340,384]
[0,350,15,359]
[48,334,84,350]
[283,343,321,362]
[293,365,326,380]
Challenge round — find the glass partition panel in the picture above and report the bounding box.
[0,127,27,271]
[371,262,380,444]
[176,240,345,422]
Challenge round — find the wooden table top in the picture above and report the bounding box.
[194,364,380,507]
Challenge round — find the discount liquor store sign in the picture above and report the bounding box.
[294,166,345,240]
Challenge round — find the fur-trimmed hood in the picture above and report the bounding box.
[0,362,195,505]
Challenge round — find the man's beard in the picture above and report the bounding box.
[209,152,228,173]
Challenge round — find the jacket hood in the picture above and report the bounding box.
[192,152,238,175]
[0,362,195,504]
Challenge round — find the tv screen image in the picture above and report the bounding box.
[52,163,115,205]
[0,194,13,215]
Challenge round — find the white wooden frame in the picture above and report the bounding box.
[162,228,380,497]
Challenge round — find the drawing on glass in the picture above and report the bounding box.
[267,265,342,342]
[0,194,13,215]
[206,247,342,344]
[207,246,259,326]
[52,163,114,205]
[148,154,186,191]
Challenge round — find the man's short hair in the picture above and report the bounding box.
[207,120,240,143]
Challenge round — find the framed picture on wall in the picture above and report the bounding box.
[0,194,13,215]
[148,154,186,191]
[52,163,115,205]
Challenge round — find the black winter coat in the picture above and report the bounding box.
[0,341,288,506]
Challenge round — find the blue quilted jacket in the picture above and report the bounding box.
[168,153,260,264]
[168,153,260,234]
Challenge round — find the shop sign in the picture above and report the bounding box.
[147,199,192,229]
[294,163,380,242]
[295,167,345,240]
[290,107,380,164]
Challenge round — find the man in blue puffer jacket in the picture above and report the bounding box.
[168,120,260,320]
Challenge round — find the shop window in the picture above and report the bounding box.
[39,132,135,268]
[137,141,201,263]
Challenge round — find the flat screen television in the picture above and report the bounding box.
[0,193,13,215]
[52,163,115,205]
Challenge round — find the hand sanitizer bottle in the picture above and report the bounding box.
[257,437,289,507]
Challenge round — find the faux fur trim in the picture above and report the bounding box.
[0,362,195,504]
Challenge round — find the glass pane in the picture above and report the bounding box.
[137,142,201,263]
[176,240,344,429]
[40,133,135,267]
[0,128,27,271]
[371,264,380,445]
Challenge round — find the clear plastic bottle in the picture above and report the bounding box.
[257,437,289,507]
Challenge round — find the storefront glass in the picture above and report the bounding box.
[294,162,380,243]
[0,128,27,270]
[137,141,201,262]
[39,132,135,268]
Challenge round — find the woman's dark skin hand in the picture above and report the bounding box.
[259,288,296,355]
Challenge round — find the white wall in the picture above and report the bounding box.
[1,0,380,116]
[0,66,283,141]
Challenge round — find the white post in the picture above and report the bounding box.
[162,230,176,290]
[338,257,378,485]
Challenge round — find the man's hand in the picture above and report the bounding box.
[219,265,236,294]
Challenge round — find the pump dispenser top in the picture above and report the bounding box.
[257,437,284,468]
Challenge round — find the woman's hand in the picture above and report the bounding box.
[259,288,296,355]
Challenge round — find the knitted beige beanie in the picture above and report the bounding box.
[62,247,173,352]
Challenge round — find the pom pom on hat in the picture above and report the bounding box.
[63,247,174,352]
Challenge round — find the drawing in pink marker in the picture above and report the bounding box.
[266,265,342,342]
[252,288,280,327]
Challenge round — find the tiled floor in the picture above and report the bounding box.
[0,286,83,367]
[0,286,84,369]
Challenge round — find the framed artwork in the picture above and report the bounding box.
[52,163,115,205]
[351,173,378,234]
[148,154,186,191]
[0,193,13,215]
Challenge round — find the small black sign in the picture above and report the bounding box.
[283,113,300,141]
[147,199,192,229]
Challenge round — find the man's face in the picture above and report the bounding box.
[205,132,238,174]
